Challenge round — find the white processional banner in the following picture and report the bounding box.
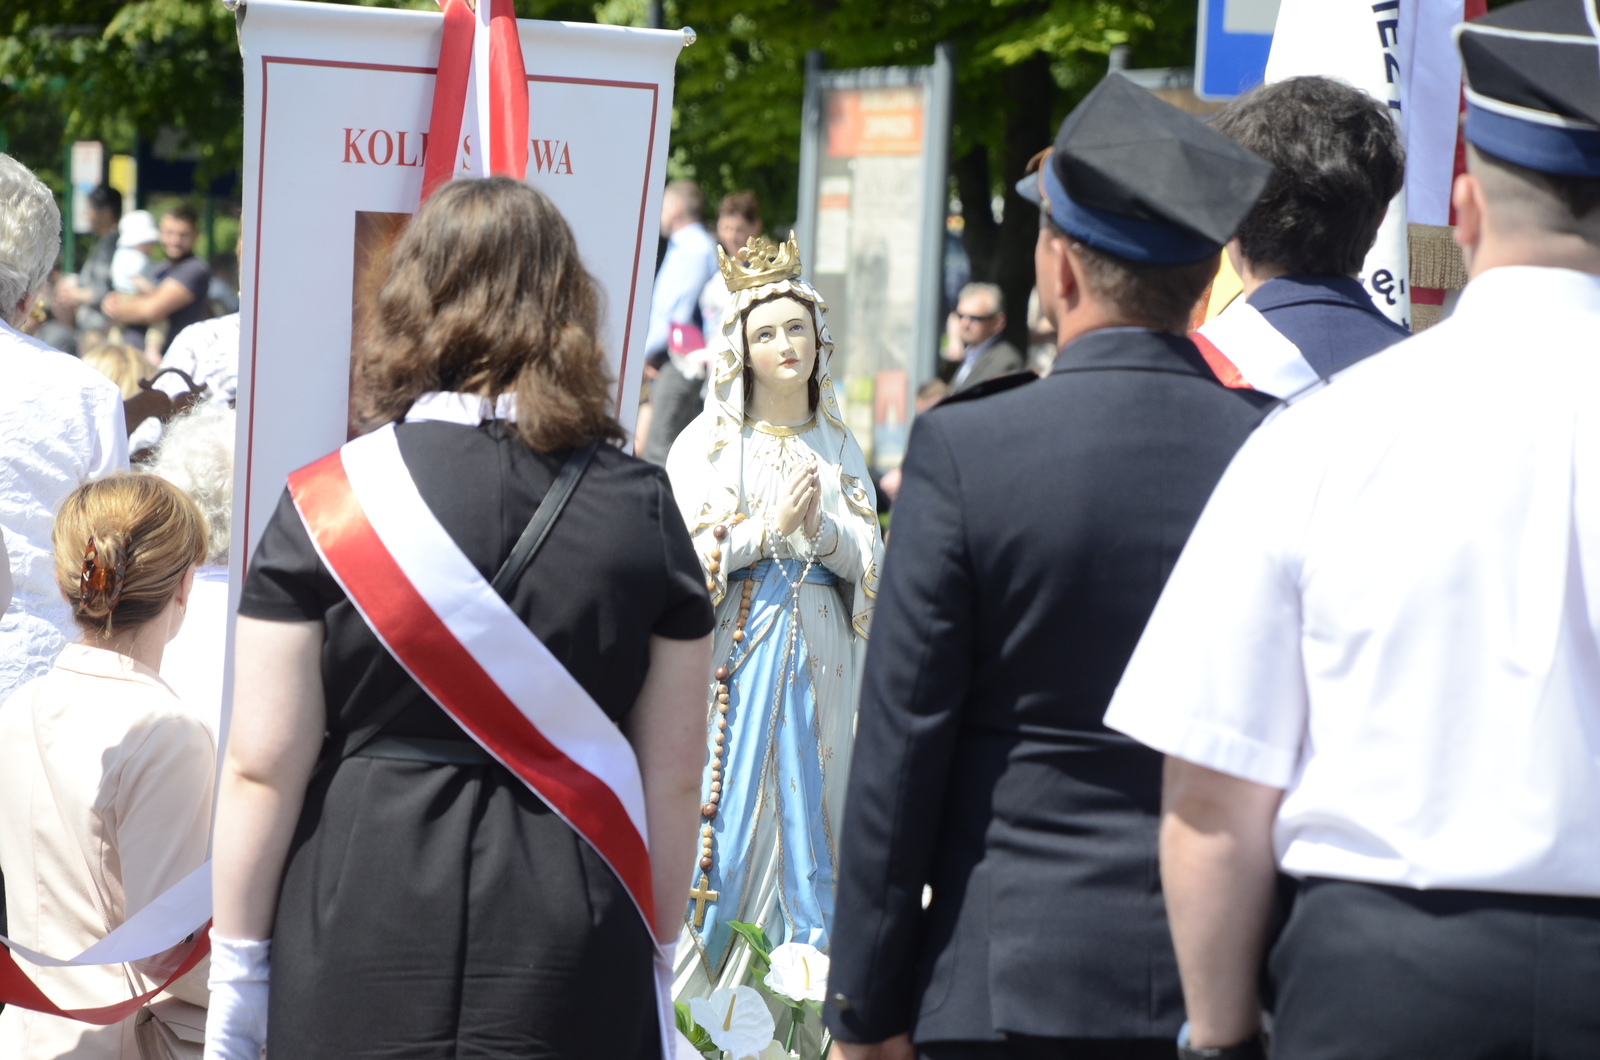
[1401,0,1473,228]
[233,0,682,578]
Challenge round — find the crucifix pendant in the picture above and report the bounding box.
[689,873,720,929]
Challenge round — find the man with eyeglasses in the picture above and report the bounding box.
[946,283,1024,394]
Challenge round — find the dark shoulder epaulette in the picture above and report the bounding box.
[938,370,1039,406]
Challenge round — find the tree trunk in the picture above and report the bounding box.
[954,145,997,282]
[995,55,1056,353]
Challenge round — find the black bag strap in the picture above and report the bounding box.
[490,440,599,597]
[327,440,601,765]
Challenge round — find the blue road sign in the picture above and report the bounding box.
[1195,0,1279,101]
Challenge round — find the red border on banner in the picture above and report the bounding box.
[244,56,661,548]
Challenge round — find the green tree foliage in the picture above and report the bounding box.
[2,0,1191,205]
[669,0,1194,222]
[0,1,242,191]
[0,0,1192,347]
[0,0,1528,201]
[659,0,1198,347]
[6,0,1508,337]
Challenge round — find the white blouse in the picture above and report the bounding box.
[0,320,129,701]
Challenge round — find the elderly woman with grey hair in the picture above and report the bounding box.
[0,154,139,1032]
[147,397,235,736]
[0,153,129,702]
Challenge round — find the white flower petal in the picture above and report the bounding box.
[764,942,830,1003]
[689,986,774,1059]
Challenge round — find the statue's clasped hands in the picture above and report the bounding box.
[776,456,824,541]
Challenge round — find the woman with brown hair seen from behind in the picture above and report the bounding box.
[206,177,713,1060]
[0,473,213,1058]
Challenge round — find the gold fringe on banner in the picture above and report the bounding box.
[1409,223,1468,332]
[1412,303,1445,332]
[1409,223,1467,290]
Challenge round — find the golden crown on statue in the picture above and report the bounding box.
[718,231,804,292]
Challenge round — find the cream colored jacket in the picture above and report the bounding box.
[0,643,213,1059]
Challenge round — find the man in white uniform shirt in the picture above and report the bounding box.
[0,154,129,703]
[1104,4,1600,1058]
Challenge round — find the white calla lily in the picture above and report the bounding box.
[753,1041,795,1060]
[762,941,829,1003]
[687,986,774,1060]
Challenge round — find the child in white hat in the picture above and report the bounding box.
[112,209,159,295]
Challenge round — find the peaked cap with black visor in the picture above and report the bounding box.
[1456,0,1600,177]
[1015,73,1274,266]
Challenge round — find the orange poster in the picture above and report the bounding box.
[827,86,925,157]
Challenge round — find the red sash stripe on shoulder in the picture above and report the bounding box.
[1191,331,1253,390]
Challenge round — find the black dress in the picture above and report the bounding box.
[238,420,714,1059]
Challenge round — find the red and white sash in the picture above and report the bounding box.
[287,421,673,1055]
[1192,300,1322,400]
[0,863,212,1023]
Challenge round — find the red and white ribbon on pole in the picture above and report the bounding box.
[422,0,529,200]
[289,423,674,1058]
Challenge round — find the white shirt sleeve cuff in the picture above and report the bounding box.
[1105,705,1296,790]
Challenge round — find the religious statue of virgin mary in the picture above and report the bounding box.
[666,233,884,999]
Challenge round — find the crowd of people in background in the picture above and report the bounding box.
[3,2,1600,1056]
[17,182,241,461]
[631,180,1057,525]
[636,181,762,464]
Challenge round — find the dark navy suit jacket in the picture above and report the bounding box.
[1248,274,1409,379]
[824,328,1275,1045]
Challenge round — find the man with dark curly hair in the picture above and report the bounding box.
[1192,76,1409,398]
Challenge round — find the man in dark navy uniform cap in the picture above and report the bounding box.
[822,74,1273,1060]
[1106,2,1600,1058]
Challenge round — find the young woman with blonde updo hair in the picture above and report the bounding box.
[0,473,214,1059]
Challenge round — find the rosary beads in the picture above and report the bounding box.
[690,507,825,930]
[692,520,756,928]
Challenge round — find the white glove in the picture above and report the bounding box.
[203,935,271,1060]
